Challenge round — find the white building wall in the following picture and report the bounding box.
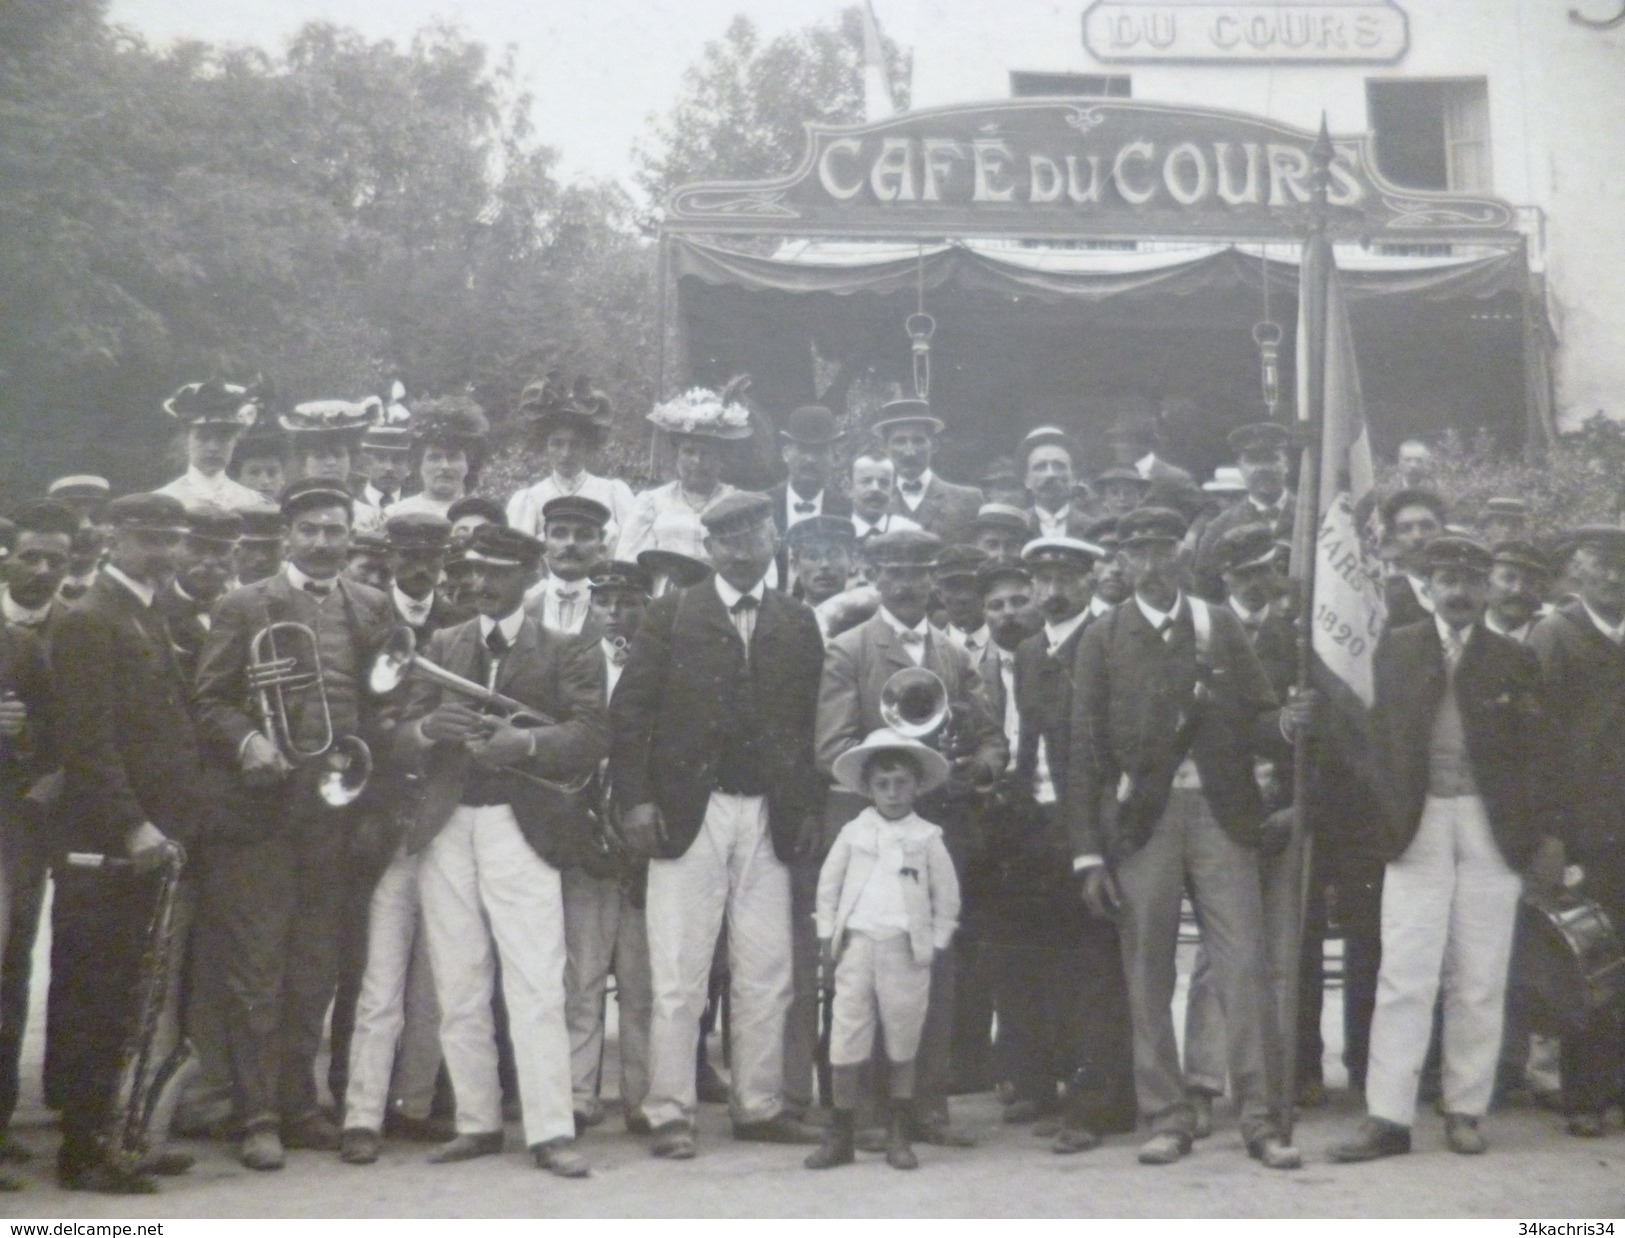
[906,0,1625,428]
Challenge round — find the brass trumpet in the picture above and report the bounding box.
[247,620,372,806]
[368,627,591,793]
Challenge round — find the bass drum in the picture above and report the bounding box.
[1512,888,1625,1035]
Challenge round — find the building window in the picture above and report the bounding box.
[1366,79,1491,192]
[1010,72,1131,98]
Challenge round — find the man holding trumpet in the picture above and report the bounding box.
[194,478,396,1171]
[393,523,606,1176]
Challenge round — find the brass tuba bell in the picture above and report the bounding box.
[878,667,950,740]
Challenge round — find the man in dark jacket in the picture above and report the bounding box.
[48,493,211,1193]
[1332,535,1556,1160]
[611,492,826,1159]
[1067,506,1308,1170]
[1527,524,1625,1137]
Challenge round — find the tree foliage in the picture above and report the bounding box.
[633,7,910,208]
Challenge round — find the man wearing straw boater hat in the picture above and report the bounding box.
[352,383,415,535]
[873,399,982,544]
[156,380,270,513]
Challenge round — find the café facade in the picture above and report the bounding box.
[657,0,1625,480]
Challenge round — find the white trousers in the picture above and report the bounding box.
[828,931,932,1067]
[343,845,443,1131]
[419,804,573,1146]
[1366,794,1522,1126]
[561,866,652,1120]
[644,792,792,1129]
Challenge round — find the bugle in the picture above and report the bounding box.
[368,627,591,793]
[247,620,372,806]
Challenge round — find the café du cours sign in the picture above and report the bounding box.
[661,101,1518,243]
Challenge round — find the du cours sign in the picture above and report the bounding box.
[663,101,1516,242]
[1084,1,1410,64]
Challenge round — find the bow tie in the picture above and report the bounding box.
[900,480,924,495]
[793,501,816,515]
[897,628,924,646]
[732,595,759,615]
[963,634,982,652]
[302,580,334,598]
[997,650,1015,669]
[555,587,583,602]
[609,646,628,666]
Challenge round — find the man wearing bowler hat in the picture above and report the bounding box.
[873,400,982,544]
[771,405,850,591]
[610,492,827,1158]
[1332,535,1555,1160]
[1194,422,1296,601]
[156,380,269,512]
[1066,506,1308,1169]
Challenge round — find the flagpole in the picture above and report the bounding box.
[1280,116,1334,1148]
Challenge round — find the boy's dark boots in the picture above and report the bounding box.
[886,1101,918,1170]
[804,1108,856,1169]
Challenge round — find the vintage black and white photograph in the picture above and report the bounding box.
[0,0,1621,1221]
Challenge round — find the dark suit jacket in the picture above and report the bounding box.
[1013,617,1096,806]
[1383,573,1432,631]
[1529,601,1625,892]
[155,581,212,689]
[769,481,852,590]
[0,622,55,800]
[817,610,1009,786]
[891,474,983,543]
[610,580,826,862]
[1192,494,1296,601]
[395,614,606,866]
[50,573,213,853]
[1370,619,1548,868]
[1066,595,1285,861]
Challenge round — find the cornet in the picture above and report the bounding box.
[247,620,372,807]
[368,627,591,793]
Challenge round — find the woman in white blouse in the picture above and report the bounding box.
[505,375,636,553]
[388,396,489,520]
[617,385,753,566]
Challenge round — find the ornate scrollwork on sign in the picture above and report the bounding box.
[668,187,800,219]
[1379,194,1517,231]
[1060,105,1110,135]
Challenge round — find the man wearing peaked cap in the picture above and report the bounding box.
[872,399,981,543]
[1081,515,1131,616]
[1332,531,1555,1162]
[1194,423,1296,603]
[157,380,267,513]
[47,490,213,1193]
[1485,539,1549,644]
[47,476,110,529]
[785,515,857,610]
[818,518,1006,1147]
[1019,426,1090,541]
[391,503,604,1178]
[156,504,242,685]
[1478,496,1530,546]
[1526,523,1625,1137]
[344,532,393,593]
[384,512,455,643]
[934,545,992,659]
[609,463,827,1158]
[531,496,611,636]
[1093,467,1151,518]
[1066,492,1310,1169]
[234,503,284,586]
[192,469,395,1171]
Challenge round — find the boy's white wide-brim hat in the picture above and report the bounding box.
[832,727,951,797]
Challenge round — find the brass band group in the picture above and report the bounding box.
[1,370,1621,1197]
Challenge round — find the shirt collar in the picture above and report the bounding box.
[1135,452,1156,478]
[103,564,155,609]
[898,468,934,491]
[186,464,226,491]
[1229,596,1267,626]
[1035,503,1070,531]
[0,588,50,628]
[852,513,882,537]
[953,623,989,648]
[1248,491,1289,514]
[1134,590,1184,631]
[364,481,397,507]
[1405,572,1437,614]
[1045,610,1089,652]
[1088,594,1115,618]
[879,606,929,641]
[1580,598,1625,644]
[1485,611,1531,642]
[713,573,766,611]
[478,607,526,644]
[285,561,338,595]
[1435,614,1475,650]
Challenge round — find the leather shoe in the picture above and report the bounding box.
[59,1163,159,1194]
[650,1122,697,1159]
[1191,1092,1215,1140]
[1051,1125,1100,1155]
[1445,1114,1486,1155]
[1567,1113,1607,1138]
[1329,1117,1411,1162]
[339,1128,381,1165]
[282,1110,342,1151]
[624,1109,652,1136]
[1246,1134,1303,1170]
[1297,1079,1330,1109]
[733,1114,823,1145]
[531,1137,590,1178]
[428,1131,504,1162]
[1137,1131,1191,1165]
[383,1111,455,1143]
[240,1127,285,1171]
[914,1113,977,1148]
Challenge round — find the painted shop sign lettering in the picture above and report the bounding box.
[1083,1,1409,64]
[663,101,1515,242]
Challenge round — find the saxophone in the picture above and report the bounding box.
[66,844,188,1175]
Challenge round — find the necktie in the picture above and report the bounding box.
[303,580,333,598]
[900,480,924,496]
[793,502,816,515]
[555,586,582,631]
[731,594,759,658]
[1443,627,1465,672]
[486,626,510,657]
